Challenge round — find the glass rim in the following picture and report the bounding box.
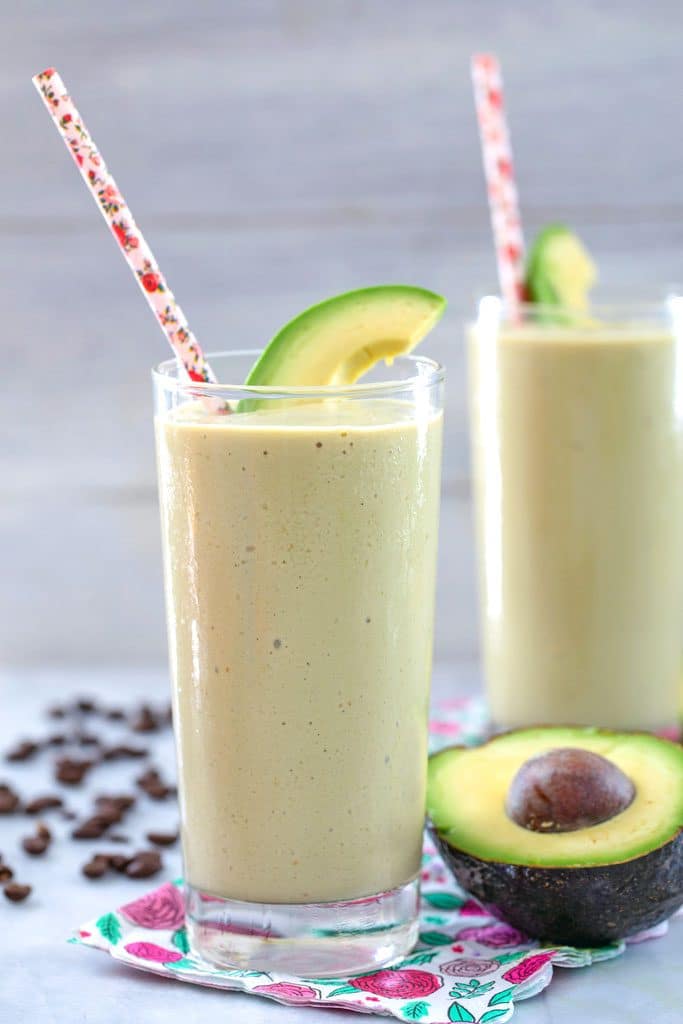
[471,292,683,326]
[152,349,445,399]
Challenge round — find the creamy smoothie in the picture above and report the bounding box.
[155,398,442,904]
[468,321,683,731]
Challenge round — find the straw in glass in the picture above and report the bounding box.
[471,54,526,314]
[32,67,217,386]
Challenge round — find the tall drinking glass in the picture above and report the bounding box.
[153,352,444,976]
[467,297,683,733]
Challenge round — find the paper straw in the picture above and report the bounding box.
[471,54,526,313]
[32,68,217,386]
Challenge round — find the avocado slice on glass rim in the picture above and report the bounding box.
[524,224,597,321]
[427,726,683,946]
[239,285,446,410]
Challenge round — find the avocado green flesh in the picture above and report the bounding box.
[525,224,597,315]
[427,727,683,868]
[244,285,446,388]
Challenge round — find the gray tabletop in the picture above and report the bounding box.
[1,665,680,1024]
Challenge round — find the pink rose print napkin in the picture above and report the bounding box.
[72,697,672,1023]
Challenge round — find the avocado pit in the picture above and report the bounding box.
[506,747,635,833]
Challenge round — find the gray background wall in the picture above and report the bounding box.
[2,0,682,667]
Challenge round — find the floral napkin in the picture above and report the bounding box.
[72,696,672,1023]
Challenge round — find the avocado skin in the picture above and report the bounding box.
[432,828,683,946]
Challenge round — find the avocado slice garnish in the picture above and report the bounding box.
[524,224,597,318]
[427,727,683,944]
[242,285,446,402]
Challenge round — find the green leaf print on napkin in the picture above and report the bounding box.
[422,892,463,911]
[401,999,431,1019]
[478,1010,510,1023]
[419,930,453,946]
[171,928,190,954]
[95,913,121,945]
[448,1001,476,1022]
[487,986,515,1006]
[449,979,495,999]
[493,952,525,965]
[326,984,360,997]
[165,957,195,970]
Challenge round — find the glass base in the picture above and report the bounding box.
[186,877,420,977]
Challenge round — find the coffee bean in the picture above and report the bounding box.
[146,830,179,847]
[91,803,123,825]
[71,817,108,840]
[0,864,14,882]
[6,740,39,763]
[25,795,63,814]
[46,733,67,747]
[106,853,133,872]
[101,744,148,761]
[125,850,162,879]
[95,793,135,812]
[82,856,108,879]
[22,835,48,856]
[105,707,125,721]
[75,698,96,713]
[136,768,174,800]
[146,783,172,800]
[130,706,159,733]
[0,785,20,814]
[48,705,66,719]
[4,882,31,902]
[136,768,161,788]
[55,757,93,785]
[74,732,100,748]
[35,822,51,841]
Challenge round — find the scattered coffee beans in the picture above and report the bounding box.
[0,784,20,814]
[101,744,148,762]
[6,740,39,763]
[136,768,173,800]
[25,795,63,814]
[125,849,162,879]
[22,835,49,856]
[82,855,109,879]
[130,705,159,733]
[4,883,31,902]
[3,694,177,902]
[146,830,179,847]
[55,757,94,785]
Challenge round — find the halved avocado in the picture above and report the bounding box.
[525,224,597,314]
[244,285,446,388]
[427,727,683,946]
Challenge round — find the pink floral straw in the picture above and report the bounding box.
[32,68,217,386]
[470,54,526,316]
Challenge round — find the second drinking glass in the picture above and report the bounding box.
[468,296,683,733]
